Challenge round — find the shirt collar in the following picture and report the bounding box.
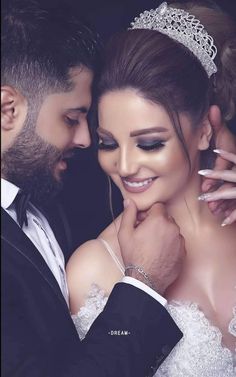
[1,178,20,210]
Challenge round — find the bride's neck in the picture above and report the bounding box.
[166,172,222,239]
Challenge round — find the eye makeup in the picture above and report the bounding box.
[136,140,166,151]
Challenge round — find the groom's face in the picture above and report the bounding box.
[2,66,93,203]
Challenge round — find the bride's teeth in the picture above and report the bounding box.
[124,178,152,187]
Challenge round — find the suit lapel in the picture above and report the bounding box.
[1,208,67,307]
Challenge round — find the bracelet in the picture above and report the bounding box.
[125,265,155,290]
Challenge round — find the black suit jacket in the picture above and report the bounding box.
[1,207,182,377]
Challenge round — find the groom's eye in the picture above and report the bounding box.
[65,116,79,127]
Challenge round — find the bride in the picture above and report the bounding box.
[67,2,236,375]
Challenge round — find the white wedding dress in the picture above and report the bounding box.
[72,239,236,377]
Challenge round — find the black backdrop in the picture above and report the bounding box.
[52,0,236,251]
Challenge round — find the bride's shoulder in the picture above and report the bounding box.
[66,239,110,286]
[66,236,122,314]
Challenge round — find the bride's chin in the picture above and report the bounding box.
[125,197,155,212]
[134,198,168,212]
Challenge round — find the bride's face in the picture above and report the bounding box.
[98,89,203,211]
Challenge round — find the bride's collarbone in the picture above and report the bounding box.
[165,264,236,351]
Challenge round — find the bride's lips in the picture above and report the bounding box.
[121,177,157,193]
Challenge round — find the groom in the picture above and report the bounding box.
[1,1,233,377]
[1,2,184,376]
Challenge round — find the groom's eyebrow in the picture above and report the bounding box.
[130,127,168,137]
[66,106,89,114]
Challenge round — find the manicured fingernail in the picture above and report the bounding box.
[213,149,225,154]
[198,169,213,176]
[221,217,231,227]
[198,193,212,201]
[123,199,130,208]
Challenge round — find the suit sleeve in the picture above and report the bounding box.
[58,283,182,377]
[2,230,182,377]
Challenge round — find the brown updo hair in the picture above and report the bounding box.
[171,1,236,121]
[97,1,236,164]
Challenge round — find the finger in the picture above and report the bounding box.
[207,200,221,213]
[208,196,236,216]
[213,153,233,172]
[208,105,222,132]
[137,211,148,223]
[214,149,236,164]
[224,207,235,217]
[221,208,236,226]
[208,200,235,217]
[211,200,230,216]
[198,169,236,183]
[119,199,138,236]
[147,202,167,217]
[198,187,236,201]
[201,177,220,192]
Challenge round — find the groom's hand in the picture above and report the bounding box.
[118,199,185,296]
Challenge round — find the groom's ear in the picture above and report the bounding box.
[197,114,213,151]
[1,86,27,150]
[1,86,27,130]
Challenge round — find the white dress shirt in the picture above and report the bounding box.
[1,178,166,308]
[1,178,69,305]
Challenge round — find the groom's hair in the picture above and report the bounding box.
[1,0,101,107]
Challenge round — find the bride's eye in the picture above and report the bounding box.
[98,138,118,151]
[137,140,165,151]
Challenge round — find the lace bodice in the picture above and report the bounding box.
[72,283,236,377]
[71,284,108,341]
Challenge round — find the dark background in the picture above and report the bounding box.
[52,0,236,251]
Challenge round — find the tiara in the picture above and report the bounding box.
[129,2,217,78]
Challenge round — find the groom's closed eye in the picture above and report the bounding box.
[65,116,80,127]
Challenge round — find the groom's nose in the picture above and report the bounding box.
[72,119,91,149]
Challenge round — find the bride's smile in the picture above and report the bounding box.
[97,89,210,211]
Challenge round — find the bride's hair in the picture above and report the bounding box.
[96,1,236,167]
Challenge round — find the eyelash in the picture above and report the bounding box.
[98,140,118,150]
[137,141,165,151]
[98,140,165,151]
[65,116,79,127]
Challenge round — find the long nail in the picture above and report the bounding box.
[198,193,212,201]
[221,217,231,227]
[198,169,213,176]
[213,149,225,154]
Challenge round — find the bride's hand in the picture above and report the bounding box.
[198,149,236,226]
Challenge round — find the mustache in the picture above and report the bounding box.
[60,149,77,160]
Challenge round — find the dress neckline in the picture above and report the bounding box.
[167,300,236,355]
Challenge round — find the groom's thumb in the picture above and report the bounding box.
[118,199,137,242]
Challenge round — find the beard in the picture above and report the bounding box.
[2,118,66,206]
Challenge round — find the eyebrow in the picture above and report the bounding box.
[130,127,168,136]
[97,126,168,137]
[66,106,89,114]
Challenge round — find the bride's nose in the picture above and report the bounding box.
[116,148,139,177]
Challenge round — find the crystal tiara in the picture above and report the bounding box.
[129,2,217,78]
